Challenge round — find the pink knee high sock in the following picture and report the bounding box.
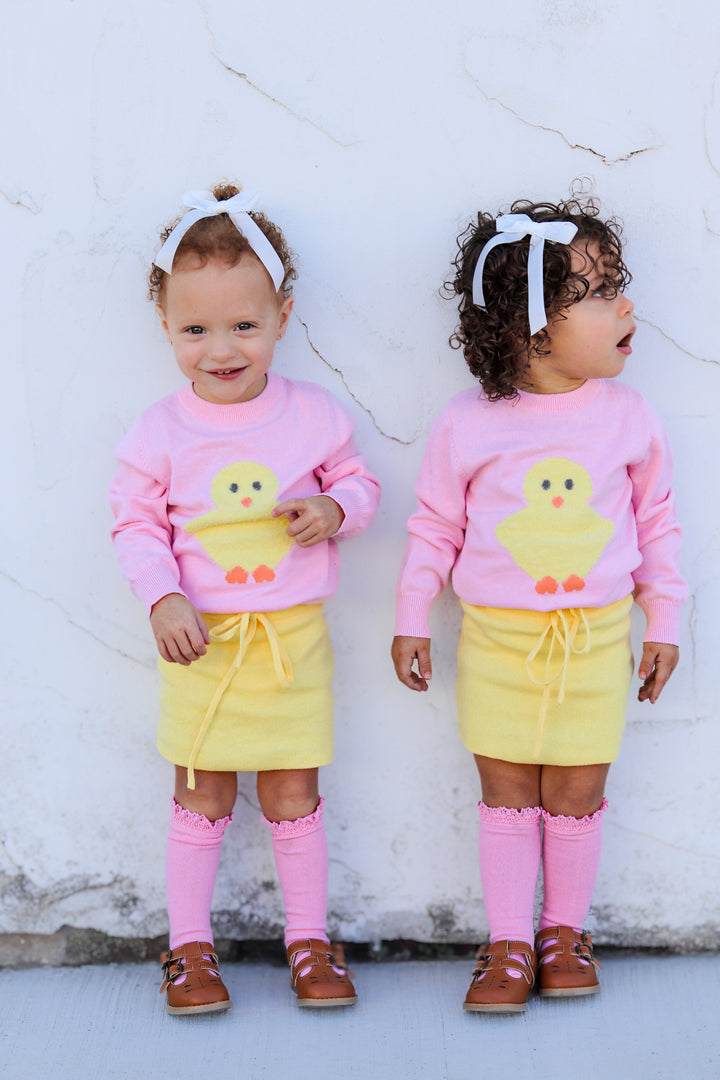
[478,802,542,946]
[166,799,232,950]
[264,797,328,948]
[539,799,607,933]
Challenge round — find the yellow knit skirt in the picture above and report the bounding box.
[456,595,633,765]
[157,604,334,781]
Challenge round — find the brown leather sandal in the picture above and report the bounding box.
[287,939,358,1008]
[160,940,232,1015]
[535,926,602,996]
[463,940,537,1013]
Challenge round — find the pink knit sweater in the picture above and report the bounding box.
[110,373,380,613]
[395,379,685,644]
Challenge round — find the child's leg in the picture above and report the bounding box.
[166,767,237,948]
[474,755,542,945]
[161,768,237,1015]
[258,768,326,945]
[539,763,610,932]
[259,767,356,1007]
[464,756,542,1013]
[535,763,609,997]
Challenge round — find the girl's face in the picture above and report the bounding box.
[156,254,293,404]
[520,241,635,395]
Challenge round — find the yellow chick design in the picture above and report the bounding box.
[494,457,614,595]
[185,462,293,584]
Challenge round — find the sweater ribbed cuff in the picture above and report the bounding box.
[394,593,433,638]
[641,600,682,646]
[330,484,377,540]
[134,565,186,614]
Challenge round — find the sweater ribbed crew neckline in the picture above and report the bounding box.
[507,379,602,413]
[176,371,285,424]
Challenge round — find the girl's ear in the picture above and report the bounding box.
[155,303,172,343]
[276,295,294,340]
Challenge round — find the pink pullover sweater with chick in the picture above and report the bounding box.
[110,373,380,614]
[395,379,685,644]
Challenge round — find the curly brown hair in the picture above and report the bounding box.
[445,197,631,400]
[147,182,297,303]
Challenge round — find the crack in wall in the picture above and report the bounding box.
[687,593,699,714]
[635,316,717,366]
[0,869,134,913]
[214,57,356,148]
[295,314,417,444]
[464,64,660,165]
[611,819,719,861]
[1,188,41,214]
[703,66,720,178]
[702,208,720,237]
[0,570,153,669]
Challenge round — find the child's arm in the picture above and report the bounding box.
[149,593,210,666]
[273,393,380,546]
[391,635,432,692]
[110,441,183,611]
[629,403,687,701]
[637,642,679,704]
[110,425,208,663]
[393,406,469,688]
[272,495,345,547]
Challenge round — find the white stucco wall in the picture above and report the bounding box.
[2,0,718,953]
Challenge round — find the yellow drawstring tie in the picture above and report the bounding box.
[186,612,294,789]
[525,608,591,760]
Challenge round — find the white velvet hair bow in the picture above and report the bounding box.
[153,189,286,291]
[472,213,579,335]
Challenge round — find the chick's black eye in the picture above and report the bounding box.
[229,483,239,493]
[541,479,551,490]
[565,479,574,490]
[252,481,262,491]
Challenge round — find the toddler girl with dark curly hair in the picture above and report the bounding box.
[392,197,686,1012]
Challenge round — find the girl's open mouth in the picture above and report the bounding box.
[617,330,635,354]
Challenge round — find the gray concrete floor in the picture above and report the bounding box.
[1,953,718,1080]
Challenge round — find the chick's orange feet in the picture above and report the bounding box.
[535,926,601,996]
[252,564,276,582]
[225,566,248,584]
[535,577,559,595]
[562,574,586,592]
[160,940,232,1015]
[463,940,537,1014]
[287,939,358,1008]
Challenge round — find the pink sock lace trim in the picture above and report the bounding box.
[171,798,232,834]
[478,802,542,825]
[542,797,608,832]
[263,796,325,838]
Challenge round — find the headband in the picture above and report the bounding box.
[153,189,286,291]
[471,213,579,335]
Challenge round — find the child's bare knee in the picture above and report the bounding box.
[174,766,237,821]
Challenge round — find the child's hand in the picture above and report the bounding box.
[392,635,432,692]
[273,495,345,547]
[638,642,679,704]
[150,593,210,666]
